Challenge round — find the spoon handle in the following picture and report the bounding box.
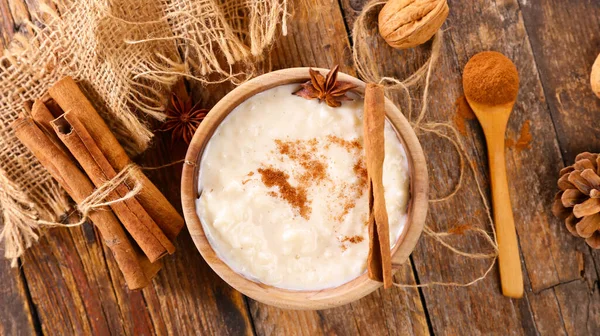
[486,134,524,299]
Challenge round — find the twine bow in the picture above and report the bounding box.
[37,163,143,228]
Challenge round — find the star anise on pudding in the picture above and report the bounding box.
[161,93,208,145]
[293,65,358,107]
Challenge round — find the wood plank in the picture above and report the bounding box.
[2,0,598,335]
[336,0,598,334]
[338,0,532,333]
[6,0,29,29]
[525,250,599,335]
[438,0,597,331]
[522,262,566,336]
[553,262,600,335]
[517,0,600,276]
[518,0,600,163]
[249,262,428,336]
[0,0,14,47]
[0,246,36,335]
[516,1,600,332]
[22,222,123,335]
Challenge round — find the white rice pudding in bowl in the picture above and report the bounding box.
[196,84,410,291]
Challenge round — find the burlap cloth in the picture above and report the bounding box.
[0,0,288,265]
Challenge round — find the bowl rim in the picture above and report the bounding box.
[181,67,428,310]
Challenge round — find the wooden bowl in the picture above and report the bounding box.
[181,68,428,310]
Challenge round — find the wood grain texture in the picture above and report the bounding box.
[23,0,57,26]
[249,262,428,336]
[517,5,600,327]
[518,0,600,162]
[22,221,124,335]
[445,0,587,287]
[2,0,600,334]
[0,0,14,49]
[339,0,598,334]
[0,249,36,336]
[439,0,597,332]
[340,0,530,333]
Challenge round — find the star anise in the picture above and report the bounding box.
[293,65,358,107]
[161,93,208,145]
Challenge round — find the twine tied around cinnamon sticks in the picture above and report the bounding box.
[36,159,190,230]
[353,0,500,289]
[36,163,142,228]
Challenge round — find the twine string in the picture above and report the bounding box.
[352,0,499,289]
[36,160,186,227]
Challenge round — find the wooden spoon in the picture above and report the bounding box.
[463,51,524,299]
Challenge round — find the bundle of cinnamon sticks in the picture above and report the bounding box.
[11,77,184,290]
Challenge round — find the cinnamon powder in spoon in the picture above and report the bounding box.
[462,51,519,106]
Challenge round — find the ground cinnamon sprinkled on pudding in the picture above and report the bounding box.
[339,235,364,251]
[335,147,368,221]
[257,167,311,219]
[300,159,327,182]
[335,159,369,222]
[197,84,410,290]
[326,135,361,151]
[353,161,368,182]
[343,235,364,243]
[267,136,369,224]
[241,171,255,185]
[275,139,327,183]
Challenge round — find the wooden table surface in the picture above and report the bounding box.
[1,0,600,335]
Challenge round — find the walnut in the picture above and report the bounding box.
[590,53,600,98]
[378,0,449,50]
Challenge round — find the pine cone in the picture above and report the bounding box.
[552,152,600,248]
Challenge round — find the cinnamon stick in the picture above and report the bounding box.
[30,100,72,157]
[52,112,175,262]
[47,77,184,241]
[364,83,392,289]
[12,115,160,290]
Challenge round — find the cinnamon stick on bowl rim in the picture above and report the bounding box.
[364,83,393,289]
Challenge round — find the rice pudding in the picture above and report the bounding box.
[196,84,410,290]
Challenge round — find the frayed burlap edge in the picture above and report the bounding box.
[0,0,289,266]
